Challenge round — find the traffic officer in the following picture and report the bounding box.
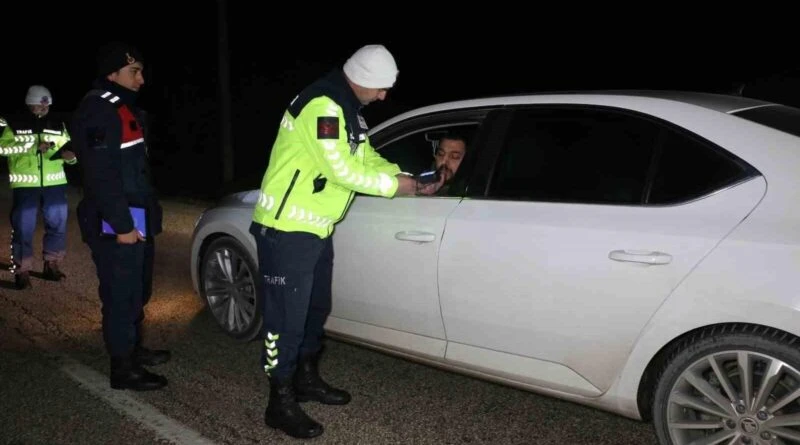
[0,86,76,289]
[250,44,443,439]
[71,41,170,391]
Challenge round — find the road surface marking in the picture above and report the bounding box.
[58,355,218,445]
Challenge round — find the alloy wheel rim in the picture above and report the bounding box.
[202,247,256,334]
[667,350,800,444]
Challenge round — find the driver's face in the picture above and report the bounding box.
[434,138,466,182]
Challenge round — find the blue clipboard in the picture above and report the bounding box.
[101,206,148,238]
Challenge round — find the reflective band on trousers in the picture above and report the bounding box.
[9,174,39,183]
[264,332,279,373]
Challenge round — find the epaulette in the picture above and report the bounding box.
[83,89,123,108]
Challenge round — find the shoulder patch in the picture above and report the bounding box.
[317,116,339,140]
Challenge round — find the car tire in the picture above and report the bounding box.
[652,324,800,445]
[199,236,263,342]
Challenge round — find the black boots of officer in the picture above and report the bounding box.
[14,271,31,289]
[110,346,170,391]
[265,378,324,439]
[42,260,66,281]
[12,261,64,289]
[110,356,168,391]
[264,354,350,438]
[134,345,172,366]
[294,354,351,405]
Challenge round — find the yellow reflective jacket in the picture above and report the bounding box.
[0,114,75,188]
[252,70,400,239]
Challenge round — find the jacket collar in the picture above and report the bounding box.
[93,78,139,106]
[323,69,362,111]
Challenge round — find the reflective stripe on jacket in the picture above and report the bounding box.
[252,70,400,238]
[0,115,75,188]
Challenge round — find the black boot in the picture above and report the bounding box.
[110,356,168,391]
[133,345,171,366]
[14,271,31,290]
[264,377,324,438]
[294,354,351,405]
[42,261,66,281]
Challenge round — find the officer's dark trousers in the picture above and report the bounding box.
[10,185,68,272]
[254,227,333,382]
[87,236,155,358]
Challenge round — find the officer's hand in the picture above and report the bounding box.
[416,170,446,196]
[38,142,50,153]
[61,150,76,161]
[116,229,143,244]
[394,174,418,196]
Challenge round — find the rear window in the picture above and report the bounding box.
[732,105,800,138]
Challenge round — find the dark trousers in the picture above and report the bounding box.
[9,185,68,272]
[253,226,333,382]
[87,236,155,358]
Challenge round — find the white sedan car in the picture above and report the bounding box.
[190,90,800,445]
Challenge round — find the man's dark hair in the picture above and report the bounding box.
[439,132,468,147]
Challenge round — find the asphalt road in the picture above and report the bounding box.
[0,185,660,445]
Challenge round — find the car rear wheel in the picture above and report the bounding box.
[200,236,262,342]
[653,325,800,445]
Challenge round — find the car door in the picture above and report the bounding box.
[437,105,765,395]
[325,109,497,360]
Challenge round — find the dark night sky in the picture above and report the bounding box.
[2,5,797,198]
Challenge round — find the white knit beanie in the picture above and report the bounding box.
[343,45,398,89]
[25,85,53,106]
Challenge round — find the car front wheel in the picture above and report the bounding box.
[200,236,262,342]
[653,325,800,445]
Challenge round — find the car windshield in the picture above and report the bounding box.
[732,104,800,138]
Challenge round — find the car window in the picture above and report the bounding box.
[646,130,754,205]
[488,107,659,205]
[376,123,480,197]
[377,131,435,176]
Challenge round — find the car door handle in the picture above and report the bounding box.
[395,231,436,243]
[609,250,672,265]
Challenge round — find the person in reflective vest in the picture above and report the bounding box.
[0,85,76,289]
[249,44,443,439]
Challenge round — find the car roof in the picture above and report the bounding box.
[371,90,777,133]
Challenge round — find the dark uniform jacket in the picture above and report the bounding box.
[71,79,162,240]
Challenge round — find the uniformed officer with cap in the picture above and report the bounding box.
[71,41,170,391]
[250,44,444,439]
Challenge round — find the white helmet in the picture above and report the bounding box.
[25,85,53,106]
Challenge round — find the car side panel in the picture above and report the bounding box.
[614,174,800,416]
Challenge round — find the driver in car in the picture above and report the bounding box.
[432,133,467,196]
